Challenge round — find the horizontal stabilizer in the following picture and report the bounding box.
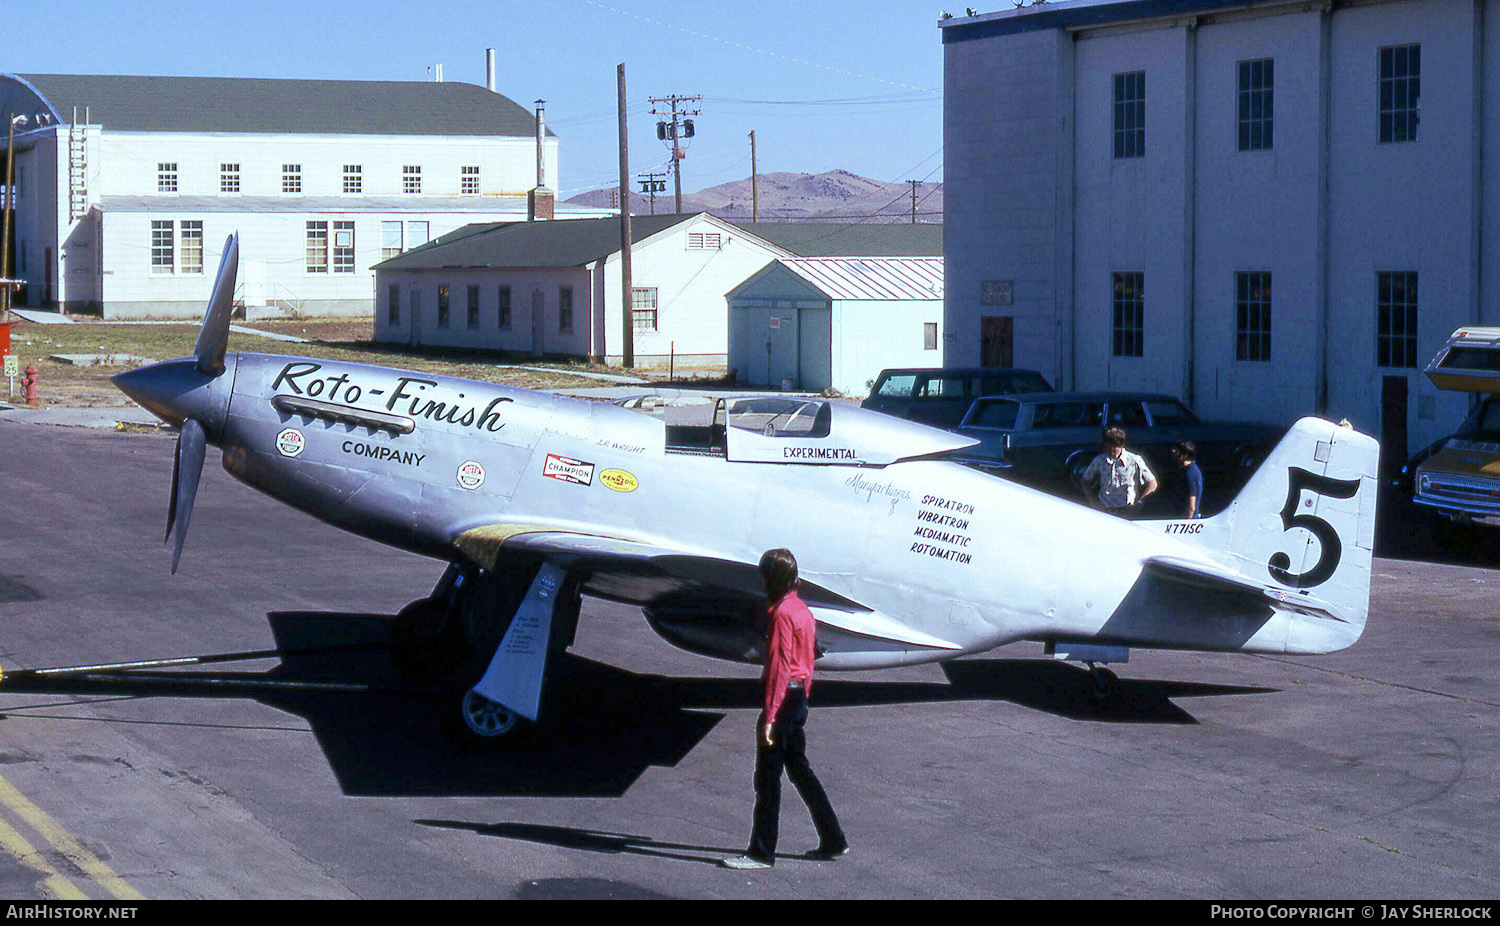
[1144,555,1351,624]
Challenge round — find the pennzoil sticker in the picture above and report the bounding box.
[543,453,594,486]
[276,428,305,457]
[599,468,639,492]
[457,460,486,490]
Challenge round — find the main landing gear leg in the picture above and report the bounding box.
[455,561,569,745]
[1085,662,1120,706]
[390,563,476,682]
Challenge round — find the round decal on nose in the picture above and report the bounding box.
[276,428,305,457]
[599,468,639,492]
[457,460,486,490]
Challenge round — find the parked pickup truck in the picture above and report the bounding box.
[950,391,1283,512]
[1408,327,1500,526]
[860,367,1052,429]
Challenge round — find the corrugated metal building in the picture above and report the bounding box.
[728,257,945,394]
[0,69,606,318]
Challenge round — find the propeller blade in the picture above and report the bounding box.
[193,234,240,377]
[167,418,207,575]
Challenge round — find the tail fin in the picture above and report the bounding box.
[1182,418,1380,650]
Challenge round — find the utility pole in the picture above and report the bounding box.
[648,94,700,214]
[637,171,667,215]
[749,130,758,223]
[910,179,919,224]
[617,64,634,368]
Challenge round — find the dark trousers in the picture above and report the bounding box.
[747,687,845,862]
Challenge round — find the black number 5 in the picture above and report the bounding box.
[1267,467,1361,588]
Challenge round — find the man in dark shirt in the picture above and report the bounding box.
[721,548,848,870]
[1171,441,1205,519]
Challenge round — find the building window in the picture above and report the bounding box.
[333,221,355,273]
[157,163,178,193]
[631,287,658,330]
[403,165,422,194]
[282,164,302,193]
[343,164,363,193]
[559,286,574,332]
[406,221,429,248]
[467,284,481,329]
[1237,58,1274,151]
[1379,44,1420,144]
[151,220,174,274]
[687,231,723,250]
[498,286,512,328]
[381,221,403,260]
[180,221,204,275]
[924,322,939,351]
[220,163,240,193]
[1112,71,1146,159]
[437,284,450,328]
[1111,271,1144,358]
[388,284,399,326]
[1377,271,1419,368]
[1235,271,1272,362]
[461,166,480,195]
[306,221,328,273]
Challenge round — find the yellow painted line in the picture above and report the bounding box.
[0,771,147,901]
[0,810,90,900]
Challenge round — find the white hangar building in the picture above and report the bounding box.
[728,257,945,395]
[0,70,605,318]
[942,0,1500,461]
[372,215,942,367]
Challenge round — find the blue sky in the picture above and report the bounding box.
[5,0,947,199]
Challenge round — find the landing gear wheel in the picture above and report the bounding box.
[453,687,525,744]
[390,597,469,682]
[1088,664,1120,706]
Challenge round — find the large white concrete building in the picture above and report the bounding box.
[0,71,605,318]
[942,0,1500,461]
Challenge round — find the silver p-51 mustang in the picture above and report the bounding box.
[114,236,1380,741]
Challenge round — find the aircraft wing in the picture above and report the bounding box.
[1144,555,1352,624]
[454,525,962,652]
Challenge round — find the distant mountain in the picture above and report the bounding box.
[566,169,942,223]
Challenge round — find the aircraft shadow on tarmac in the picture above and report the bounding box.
[0,610,1274,799]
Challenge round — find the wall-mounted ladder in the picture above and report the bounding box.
[67,107,89,222]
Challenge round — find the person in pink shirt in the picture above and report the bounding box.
[722,548,848,870]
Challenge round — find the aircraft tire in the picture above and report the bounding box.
[443,670,534,750]
[391,597,470,682]
[1088,666,1120,707]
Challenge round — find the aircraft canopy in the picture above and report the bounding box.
[720,395,978,466]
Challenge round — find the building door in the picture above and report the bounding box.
[981,316,1013,368]
[531,289,545,358]
[408,288,422,348]
[1381,375,1409,476]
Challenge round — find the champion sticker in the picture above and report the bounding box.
[276,428,305,457]
[457,460,486,490]
[599,468,639,492]
[543,453,595,486]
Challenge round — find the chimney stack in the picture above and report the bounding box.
[528,99,554,221]
[486,49,497,92]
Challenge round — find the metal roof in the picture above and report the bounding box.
[374,215,702,270]
[8,74,547,137]
[941,0,1298,43]
[775,257,944,301]
[726,222,942,257]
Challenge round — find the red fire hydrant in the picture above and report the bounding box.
[23,364,37,406]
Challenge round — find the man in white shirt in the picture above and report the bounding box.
[1080,427,1158,517]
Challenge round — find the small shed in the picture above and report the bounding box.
[727,257,944,395]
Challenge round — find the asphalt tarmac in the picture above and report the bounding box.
[1,416,1498,900]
